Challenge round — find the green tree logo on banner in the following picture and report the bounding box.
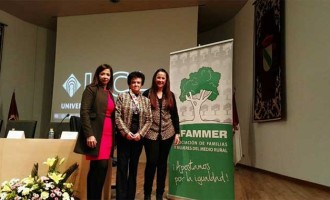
[179,67,221,123]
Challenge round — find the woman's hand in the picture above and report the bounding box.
[87,136,97,148]
[126,133,134,140]
[174,134,180,145]
[133,133,142,141]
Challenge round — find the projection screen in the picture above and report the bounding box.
[51,7,198,122]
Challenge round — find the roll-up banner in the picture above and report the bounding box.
[169,39,234,199]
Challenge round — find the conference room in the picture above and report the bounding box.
[0,0,329,199]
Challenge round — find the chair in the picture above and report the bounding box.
[0,119,3,130]
[5,120,37,138]
[69,116,81,132]
[0,120,3,134]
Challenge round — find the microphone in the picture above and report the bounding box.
[56,113,70,139]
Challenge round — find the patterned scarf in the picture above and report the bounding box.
[129,89,141,114]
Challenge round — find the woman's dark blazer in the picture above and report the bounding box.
[74,84,115,157]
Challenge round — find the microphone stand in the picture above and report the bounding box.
[56,113,70,139]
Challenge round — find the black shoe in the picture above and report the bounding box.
[144,195,151,200]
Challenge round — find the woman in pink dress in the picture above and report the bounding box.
[74,64,116,200]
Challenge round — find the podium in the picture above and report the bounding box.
[0,138,113,200]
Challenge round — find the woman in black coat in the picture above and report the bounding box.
[74,64,116,200]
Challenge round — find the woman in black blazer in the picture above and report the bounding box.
[74,64,115,200]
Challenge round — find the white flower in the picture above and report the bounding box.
[43,157,56,167]
[21,176,34,185]
[40,191,49,199]
[40,176,49,182]
[44,182,54,190]
[62,192,71,200]
[0,193,8,200]
[1,181,8,187]
[9,179,20,185]
[22,187,30,195]
[48,172,64,184]
[0,156,77,200]
[63,183,73,189]
[18,186,26,193]
[1,184,11,192]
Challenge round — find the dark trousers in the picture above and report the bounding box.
[143,136,174,197]
[116,135,143,200]
[87,159,109,200]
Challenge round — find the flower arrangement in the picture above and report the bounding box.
[0,156,79,200]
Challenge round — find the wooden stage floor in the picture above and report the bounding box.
[110,163,330,200]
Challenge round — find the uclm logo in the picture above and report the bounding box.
[63,74,81,97]
[61,71,138,98]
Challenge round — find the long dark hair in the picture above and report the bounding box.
[149,68,174,110]
[91,64,113,91]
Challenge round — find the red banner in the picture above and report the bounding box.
[8,91,19,120]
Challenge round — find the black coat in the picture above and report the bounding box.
[74,85,115,157]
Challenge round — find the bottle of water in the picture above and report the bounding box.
[48,128,54,139]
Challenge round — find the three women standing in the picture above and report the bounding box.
[75,67,179,200]
[143,68,180,200]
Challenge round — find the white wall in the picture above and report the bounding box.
[0,10,56,137]
[199,0,330,186]
[198,19,234,45]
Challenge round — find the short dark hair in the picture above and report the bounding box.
[127,71,145,86]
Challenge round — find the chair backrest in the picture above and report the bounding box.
[69,116,81,132]
[0,119,3,131]
[5,120,37,138]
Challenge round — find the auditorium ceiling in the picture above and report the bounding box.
[0,0,247,33]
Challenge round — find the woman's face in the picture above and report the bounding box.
[155,71,167,90]
[99,69,111,87]
[129,77,143,94]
